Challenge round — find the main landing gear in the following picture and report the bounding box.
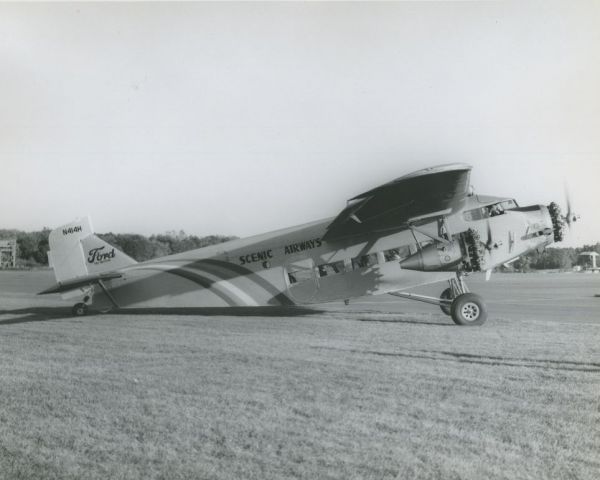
[443,274,488,325]
[446,292,487,326]
[389,273,488,326]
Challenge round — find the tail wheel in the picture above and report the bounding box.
[450,293,487,326]
[72,303,88,317]
[439,288,453,316]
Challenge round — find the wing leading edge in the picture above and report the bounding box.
[323,163,472,241]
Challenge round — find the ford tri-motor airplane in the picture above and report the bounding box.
[40,164,575,325]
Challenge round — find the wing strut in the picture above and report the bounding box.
[97,279,120,309]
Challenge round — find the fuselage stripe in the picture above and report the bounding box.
[189,259,295,306]
[124,264,244,306]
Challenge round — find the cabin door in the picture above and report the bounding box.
[285,258,318,303]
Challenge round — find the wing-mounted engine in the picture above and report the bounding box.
[398,228,485,273]
[399,240,464,272]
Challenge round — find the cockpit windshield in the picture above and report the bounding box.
[463,199,518,221]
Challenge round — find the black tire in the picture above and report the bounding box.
[72,302,88,317]
[439,288,453,316]
[450,293,487,326]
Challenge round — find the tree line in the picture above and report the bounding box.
[0,229,237,267]
[511,243,600,272]
[0,228,597,270]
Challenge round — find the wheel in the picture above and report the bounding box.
[450,293,487,326]
[439,288,453,316]
[72,302,88,317]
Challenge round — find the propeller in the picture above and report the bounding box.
[484,220,493,251]
[563,186,580,229]
[481,219,499,281]
[548,185,580,243]
[482,219,500,252]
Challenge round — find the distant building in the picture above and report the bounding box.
[0,239,17,268]
[578,252,599,272]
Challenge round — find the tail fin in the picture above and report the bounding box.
[48,217,136,283]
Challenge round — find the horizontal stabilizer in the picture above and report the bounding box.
[39,272,123,295]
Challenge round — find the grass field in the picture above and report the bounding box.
[0,271,599,479]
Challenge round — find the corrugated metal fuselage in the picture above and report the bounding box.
[90,219,452,310]
[90,193,554,310]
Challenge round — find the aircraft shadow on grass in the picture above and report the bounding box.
[0,307,72,325]
[104,306,327,317]
[356,315,453,327]
[0,305,328,325]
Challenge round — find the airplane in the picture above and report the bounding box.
[39,163,576,325]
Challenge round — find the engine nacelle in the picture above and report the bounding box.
[400,241,463,272]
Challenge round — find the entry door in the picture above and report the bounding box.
[285,258,318,303]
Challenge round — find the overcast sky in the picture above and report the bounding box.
[1,2,598,246]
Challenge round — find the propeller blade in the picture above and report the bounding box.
[565,184,573,228]
[482,219,494,252]
[563,184,580,228]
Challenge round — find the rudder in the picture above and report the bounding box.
[48,217,136,283]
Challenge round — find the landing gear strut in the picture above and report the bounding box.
[439,288,452,316]
[389,273,488,326]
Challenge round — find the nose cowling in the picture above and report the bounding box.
[547,202,565,242]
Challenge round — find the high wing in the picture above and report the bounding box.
[323,163,472,241]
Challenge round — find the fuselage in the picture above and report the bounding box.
[90,193,555,310]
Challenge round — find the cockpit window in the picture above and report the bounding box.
[500,199,518,209]
[463,207,487,221]
[463,199,518,221]
[488,204,504,217]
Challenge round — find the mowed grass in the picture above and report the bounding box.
[0,272,599,479]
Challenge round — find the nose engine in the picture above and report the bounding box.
[400,203,563,274]
[548,202,565,242]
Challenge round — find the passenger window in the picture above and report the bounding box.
[384,246,411,262]
[287,262,314,285]
[317,260,345,277]
[352,253,378,270]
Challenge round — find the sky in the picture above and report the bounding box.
[1,2,599,247]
